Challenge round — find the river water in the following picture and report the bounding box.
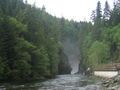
[0,74,103,90]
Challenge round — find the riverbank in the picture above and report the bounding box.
[101,75,120,90]
[86,74,120,90]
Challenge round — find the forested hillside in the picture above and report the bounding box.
[79,0,120,72]
[0,0,120,82]
[0,0,73,81]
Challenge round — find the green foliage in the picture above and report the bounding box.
[87,41,109,68]
[103,24,120,62]
[46,38,59,76]
[31,47,50,78]
[13,52,31,80]
[0,0,72,81]
[79,0,120,72]
[0,57,5,78]
[58,48,72,74]
[94,1,102,26]
[110,0,120,25]
[1,0,120,81]
[103,1,111,26]
[103,1,111,20]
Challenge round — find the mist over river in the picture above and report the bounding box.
[62,38,80,74]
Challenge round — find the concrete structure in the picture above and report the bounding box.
[94,63,120,78]
[94,71,118,78]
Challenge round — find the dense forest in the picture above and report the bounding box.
[0,0,73,81]
[79,0,120,72]
[0,0,120,82]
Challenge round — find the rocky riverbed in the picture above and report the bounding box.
[0,74,119,90]
[0,74,104,90]
[101,75,120,90]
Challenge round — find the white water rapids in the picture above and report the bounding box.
[0,75,103,90]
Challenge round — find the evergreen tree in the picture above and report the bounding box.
[0,16,32,80]
[95,1,102,26]
[103,1,111,26]
[90,10,96,23]
[110,0,120,25]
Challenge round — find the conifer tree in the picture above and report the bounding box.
[95,1,102,25]
[103,1,111,21]
[110,0,120,25]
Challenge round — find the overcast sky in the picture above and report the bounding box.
[27,0,115,21]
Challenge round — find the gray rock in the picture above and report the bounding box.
[102,75,120,90]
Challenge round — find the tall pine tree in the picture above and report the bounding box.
[103,1,111,25]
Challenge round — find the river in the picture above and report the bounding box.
[0,74,103,90]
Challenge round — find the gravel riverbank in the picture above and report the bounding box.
[101,75,120,90]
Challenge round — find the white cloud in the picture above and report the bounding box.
[27,0,114,21]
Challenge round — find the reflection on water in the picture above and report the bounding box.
[0,75,102,90]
